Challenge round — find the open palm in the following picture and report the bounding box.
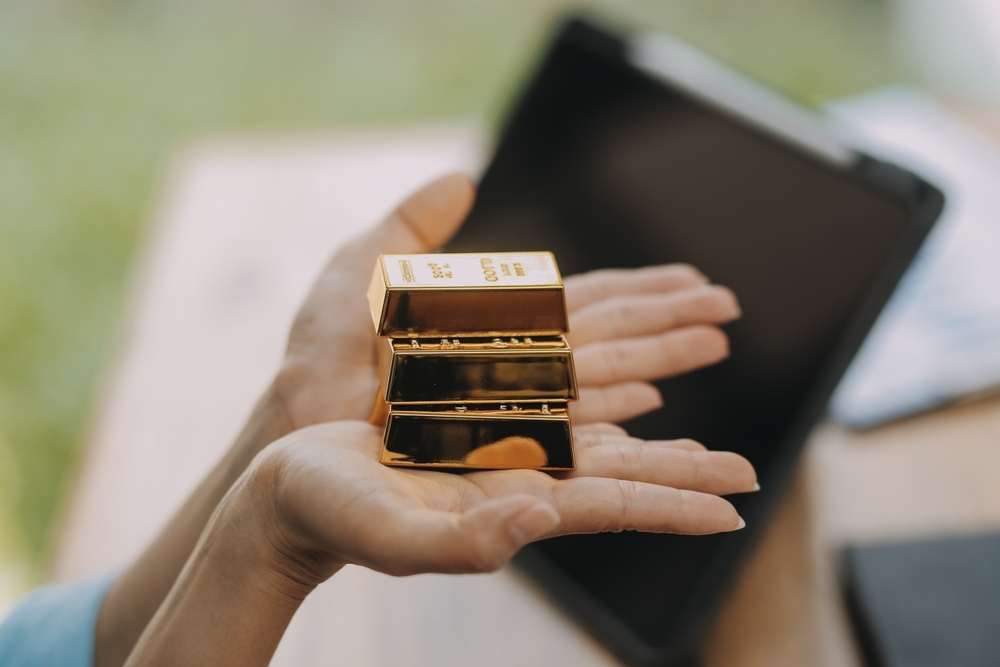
[92,175,750,667]
[264,419,756,580]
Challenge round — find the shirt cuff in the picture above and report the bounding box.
[0,570,120,667]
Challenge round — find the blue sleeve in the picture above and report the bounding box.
[0,570,119,667]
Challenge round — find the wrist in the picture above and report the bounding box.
[96,383,300,667]
[122,460,334,667]
[235,443,346,593]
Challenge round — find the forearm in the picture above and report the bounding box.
[122,451,336,667]
[94,384,295,667]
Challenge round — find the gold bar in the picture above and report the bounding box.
[380,403,574,471]
[367,252,569,337]
[385,335,578,404]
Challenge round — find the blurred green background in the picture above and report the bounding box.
[0,0,897,598]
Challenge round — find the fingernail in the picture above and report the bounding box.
[751,482,761,492]
[509,504,561,545]
[734,517,746,531]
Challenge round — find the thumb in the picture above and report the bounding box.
[339,173,475,269]
[370,495,561,576]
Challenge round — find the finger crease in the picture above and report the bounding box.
[687,451,703,489]
[615,480,636,532]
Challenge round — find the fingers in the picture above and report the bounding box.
[387,173,476,251]
[470,468,745,536]
[575,325,730,386]
[572,430,707,452]
[362,495,559,576]
[548,478,742,536]
[331,173,475,272]
[564,264,707,312]
[572,383,663,424]
[569,439,757,496]
[568,285,740,347]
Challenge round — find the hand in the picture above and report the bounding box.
[565,264,738,422]
[101,173,742,667]
[261,420,755,579]
[122,422,756,667]
[275,173,740,430]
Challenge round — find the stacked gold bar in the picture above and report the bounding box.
[367,252,578,471]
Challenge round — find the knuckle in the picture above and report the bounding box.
[596,345,620,384]
[608,303,630,338]
[614,443,643,475]
[610,343,633,374]
[677,488,690,523]
[613,479,639,532]
[686,451,704,488]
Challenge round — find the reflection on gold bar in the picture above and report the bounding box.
[380,403,574,471]
[386,336,578,403]
[367,252,568,337]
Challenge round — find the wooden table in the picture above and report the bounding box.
[54,123,1000,666]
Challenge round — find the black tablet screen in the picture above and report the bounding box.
[446,21,928,660]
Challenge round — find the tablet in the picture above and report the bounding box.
[446,17,944,667]
[842,533,1000,667]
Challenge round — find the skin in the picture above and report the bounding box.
[92,174,752,667]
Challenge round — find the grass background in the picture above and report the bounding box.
[0,0,899,597]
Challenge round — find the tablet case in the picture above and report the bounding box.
[843,533,1000,667]
[448,16,945,666]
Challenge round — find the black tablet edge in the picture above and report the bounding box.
[515,163,942,667]
[503,15,946,667]
[666,156,944,658]
[627,29,855,167]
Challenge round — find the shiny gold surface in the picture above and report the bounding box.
[367,252,568,336]
[380,403,574,471]
[370,251,577,471]
[386,335,578,403]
